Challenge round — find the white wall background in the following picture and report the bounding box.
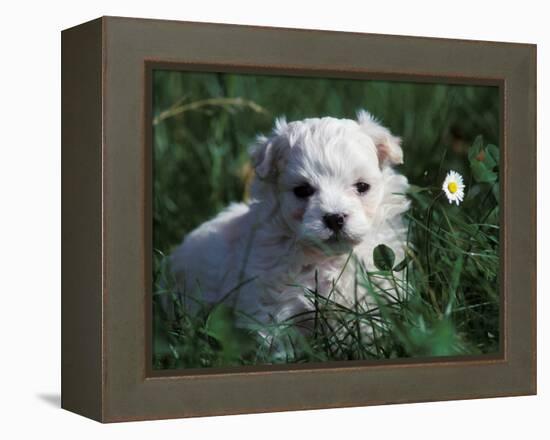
[0,0,546,437]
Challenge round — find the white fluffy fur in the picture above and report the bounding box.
[170,110,410,331]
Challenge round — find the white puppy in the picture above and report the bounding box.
[170,110,410,334]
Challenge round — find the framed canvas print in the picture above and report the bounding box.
[61,16,536,422]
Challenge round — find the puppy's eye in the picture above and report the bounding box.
[293,183,315,199]
[355,181,370,194]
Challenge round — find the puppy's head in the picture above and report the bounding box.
[250,110,404,254]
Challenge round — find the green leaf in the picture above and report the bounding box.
[468,135,484,162]
[471,160,497,183]
[205,304,255,361]
[487,206,500,225]
[481,149,497,170]
[486,144,500,166]
[468,137,499,175]
[393,256,409,272]
[481,148,498,170]
[429,320,460,357]
[205,303,234,341]
[373,244,395,271]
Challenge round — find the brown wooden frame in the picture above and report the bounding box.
[61,16,536,423]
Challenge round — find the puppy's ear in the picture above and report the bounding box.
[356,110,403,167]
[249,117,289,179]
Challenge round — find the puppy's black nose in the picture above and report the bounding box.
[323,213,346,232]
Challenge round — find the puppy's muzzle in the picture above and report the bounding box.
[323,213,347,232]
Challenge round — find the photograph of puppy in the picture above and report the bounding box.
[152,71,500,369]
[170,112,409,332]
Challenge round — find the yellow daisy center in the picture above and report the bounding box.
[447,181,458,194]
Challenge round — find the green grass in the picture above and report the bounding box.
[151,70,500,370]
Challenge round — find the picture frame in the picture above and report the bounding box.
[61,16,536,422]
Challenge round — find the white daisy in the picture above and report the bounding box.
[442,170,465,205]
